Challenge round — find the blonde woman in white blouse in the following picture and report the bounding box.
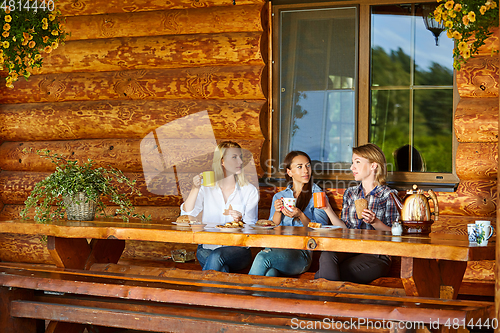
[181,141,259,272]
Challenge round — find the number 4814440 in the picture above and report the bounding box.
[1,0,55,12]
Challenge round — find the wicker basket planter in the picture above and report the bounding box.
[63,192,97,221]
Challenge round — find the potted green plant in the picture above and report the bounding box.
[431,0,499,69]
[20,149,150,223]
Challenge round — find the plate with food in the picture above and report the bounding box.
[251,220,276,229]
[215,220,245,232]
[308,222,341,231]
[173,215,193,226]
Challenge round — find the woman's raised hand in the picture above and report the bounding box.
[192,173,203,188]
[274,198,284,212]
[281,205,302,219]
[228,209,243,222]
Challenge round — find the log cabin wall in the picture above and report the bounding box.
[0,0,495,290]
[0,0,268,221]
[0,0,267,261]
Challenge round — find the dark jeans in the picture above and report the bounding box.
[196,245,252,273]
[314,251,391,284]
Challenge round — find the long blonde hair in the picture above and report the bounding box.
[212,141,248,187]
[352,143,387,185]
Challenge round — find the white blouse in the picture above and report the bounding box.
[180,182,259,249]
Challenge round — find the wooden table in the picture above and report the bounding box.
[0,218,494,299]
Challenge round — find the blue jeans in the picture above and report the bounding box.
[248,248,312,277]
[196,245,252,272]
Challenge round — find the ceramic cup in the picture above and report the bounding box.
[475,220,494,246]
[313,192,327,208]
[467,223,477,244]
[282,197,296,211]
[201,171,215,187]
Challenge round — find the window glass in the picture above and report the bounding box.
[370,4,454,173]
[279,7,357,171]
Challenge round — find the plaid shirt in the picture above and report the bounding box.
[341,184,399,230]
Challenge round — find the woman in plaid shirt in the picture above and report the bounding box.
[314,143,400,283]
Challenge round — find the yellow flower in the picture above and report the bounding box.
[44,46,52,53]
[51,30,59,36]
[6,82,14,89]
[491,1,497,8]
[448,10,456,18]
[42,23,48,30]
[4,15,11,22]
[453,31,462,39]
[480,5,487,14]
[23,32,30,40]
[2,31,8,38]
[22,38,29,46]
[34,54,42,61]
[2,41,9,48]
[462,15,470,25]
[51,41,59,50]
[28,40,35,48]
[12,36,15,42]
[434,12,442,22]
[4,7,10,14]
[49,14,55,21]
[3,23,9,31]
[457,41,468,51]
[0,56,3,63]
[468,11,476,22]
[447,30,454,39]
[445,21,453,28]
[462,49,471,59]
[444,0,454,10]
[42,18,48,25]
[43,36,49,43]
[453,3,462,11]
[10,71,18,80]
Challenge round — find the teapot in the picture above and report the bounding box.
[390,185,439,222]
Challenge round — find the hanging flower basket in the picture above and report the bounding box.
[0,1,68,88]
[431,0,499,69]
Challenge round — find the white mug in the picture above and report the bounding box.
[475,220,494,246]
[282,198,296,212]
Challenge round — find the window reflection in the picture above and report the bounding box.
[370,4,454,173]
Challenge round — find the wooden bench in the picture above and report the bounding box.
[0,262,495,333]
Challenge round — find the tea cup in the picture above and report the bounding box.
[475,220,494,246]
[282,197,296,211]
[467,224,477,244]
[201,171,215,187]
[313,192,327,208]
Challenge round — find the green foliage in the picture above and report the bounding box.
[431,0,499,69]
[0,1,69,88]
[20,149,151,223]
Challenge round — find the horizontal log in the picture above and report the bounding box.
[456,142,498,180]
[475,27,499,56]
[34,32,264,75]
[454,97,498,143]
[456,55,498,98]
[0,139,264,174]
[0,171,260,207]
[0,99,265,142]
[437,180,497,217]
[57,0,265,16]
[0,205,181,222]
[65,5,264,41]
[0,66,265,104]
[0,234,54,265]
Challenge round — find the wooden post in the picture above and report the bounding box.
[496,17,500,333]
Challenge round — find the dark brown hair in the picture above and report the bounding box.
[283,151,312,212]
